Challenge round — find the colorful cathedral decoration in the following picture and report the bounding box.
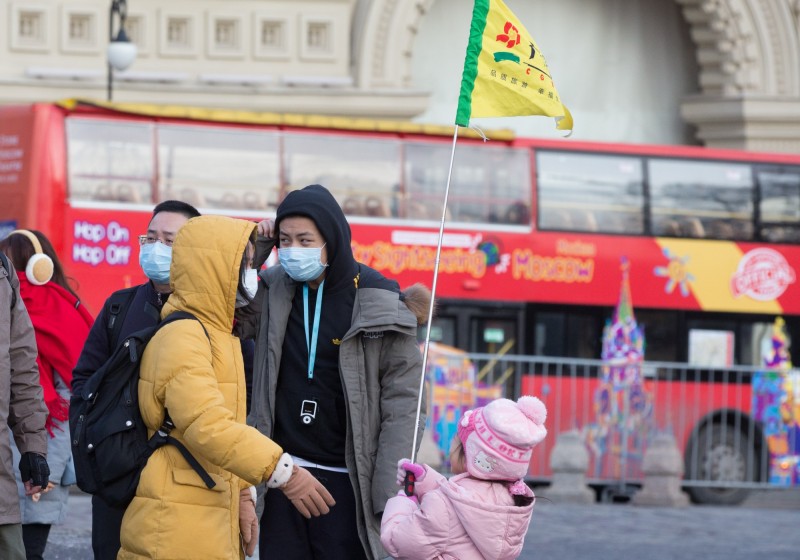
[585,258,652,478]
[752,317,800,486]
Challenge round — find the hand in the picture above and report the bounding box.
[257,219,275,240]
[32,481,56,502]
[396,489,419,505]
[396,459,426,487]
[19,452,49,496]
[279,466,336,519]
[239,488,259,557]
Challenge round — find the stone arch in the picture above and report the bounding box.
[357,0,800,150]
[676,0,800,96]
[676,0,800,151]
[355,0,435,89]
[358,0,799,96]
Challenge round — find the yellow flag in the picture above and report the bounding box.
[456,0,573,133]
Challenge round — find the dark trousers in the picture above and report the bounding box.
[21,523,50,560]
[259,468,368,560]
[91,495,126,560]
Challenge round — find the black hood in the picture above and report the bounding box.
[275,184,358,293]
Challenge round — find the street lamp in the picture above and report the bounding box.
[107,0,137,101]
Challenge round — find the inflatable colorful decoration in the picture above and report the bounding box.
[585,258,652,479]
[424,342,503,469]
[752,317,800,486]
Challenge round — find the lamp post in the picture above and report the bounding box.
[107,0,137,101]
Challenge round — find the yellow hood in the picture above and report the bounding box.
[163,215,256,331]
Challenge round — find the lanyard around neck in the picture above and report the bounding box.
[303,281,324,382]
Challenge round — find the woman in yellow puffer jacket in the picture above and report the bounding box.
[118,216,334,559]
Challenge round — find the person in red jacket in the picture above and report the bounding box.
[0,229,92,560]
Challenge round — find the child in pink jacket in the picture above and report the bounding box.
[380,396,547,560]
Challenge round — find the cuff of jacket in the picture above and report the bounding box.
[266,453,294,488]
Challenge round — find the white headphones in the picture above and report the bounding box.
[8,230,54,285]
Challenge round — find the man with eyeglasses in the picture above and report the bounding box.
[72,200,200,560]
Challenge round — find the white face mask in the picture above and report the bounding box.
[243,268,259,299]
[235,269,259,308]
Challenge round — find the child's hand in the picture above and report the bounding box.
[396,489,419,505]
[396,459,426,486]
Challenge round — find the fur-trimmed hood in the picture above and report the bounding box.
[349,265,432,334]
[400,283,433,326]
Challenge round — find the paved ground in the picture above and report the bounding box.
[43,488,800,559]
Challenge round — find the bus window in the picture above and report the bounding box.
[649,159,754,240]
[686,316,739,365]
[470,317,517,355]
[283,133,401,217]
[405,143,531,225]
[157,124,280,212]
[536,151,644,234]
[534,311,600,358]
[756,166,800,243]
[419,317,457,347]
[743,321,777,366]
[636,310,679,362]
[66,118,154,204]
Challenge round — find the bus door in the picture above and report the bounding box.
[421,302,524,399]
[423,301,525,355]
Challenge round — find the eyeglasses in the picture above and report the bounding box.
[138,235,174,247]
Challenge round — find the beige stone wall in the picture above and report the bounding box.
[1,0,798,151]
[0,0,429,117]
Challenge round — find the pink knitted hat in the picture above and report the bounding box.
[457,396,547,481]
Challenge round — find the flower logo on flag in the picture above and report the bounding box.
[496,21,520,49]
[493,21,523,64]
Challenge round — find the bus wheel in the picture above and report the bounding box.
[685,423,752,506]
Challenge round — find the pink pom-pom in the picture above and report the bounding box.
[508,479,528,496]
[517,396,547,425]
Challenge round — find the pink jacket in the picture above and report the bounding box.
[380,469,534,560]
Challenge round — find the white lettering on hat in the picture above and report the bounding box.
[474,410,531,463]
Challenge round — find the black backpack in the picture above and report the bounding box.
[69,311,216,508]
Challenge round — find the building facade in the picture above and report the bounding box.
[1,0,799,151]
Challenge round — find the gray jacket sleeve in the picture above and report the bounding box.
[373,331,426,514]
[7,263,48,456]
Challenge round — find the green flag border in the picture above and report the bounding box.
[455,0,491,127]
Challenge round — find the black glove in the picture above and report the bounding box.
[19,452,50,488]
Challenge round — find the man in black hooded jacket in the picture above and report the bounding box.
[243,185,430,560]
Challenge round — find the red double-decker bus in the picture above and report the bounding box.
[2,99,798,502]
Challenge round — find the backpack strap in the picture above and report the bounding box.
[149,417,217,490]
[106,287,138,351]
[159,310,210,339]
[0,252,16,309]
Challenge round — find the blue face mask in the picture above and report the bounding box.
[139,242,172,284]
[278,246,327,282]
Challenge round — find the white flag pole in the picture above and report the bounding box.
[409,125,461,466]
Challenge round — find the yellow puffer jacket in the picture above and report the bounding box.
[119,216,282,560]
